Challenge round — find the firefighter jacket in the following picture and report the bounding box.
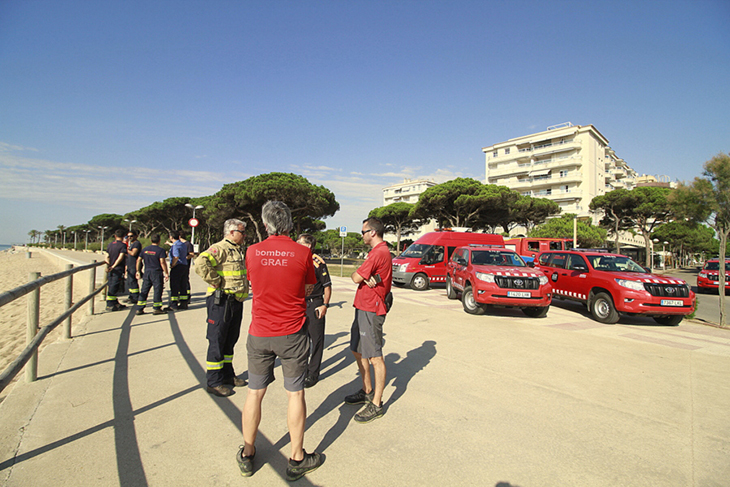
[195,239,249,302]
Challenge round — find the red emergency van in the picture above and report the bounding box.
[504,237,574,263]
[392,230,504,290]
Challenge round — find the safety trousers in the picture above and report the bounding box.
[136,270,164,309]
[126,270,139,303]
[205,294,243,387]
[169,265,186,309]
[305,297,326,380]
[107,268,125,307]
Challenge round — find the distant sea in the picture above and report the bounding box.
[0,244,13,252]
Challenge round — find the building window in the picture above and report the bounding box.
[493,150,498,157]
[505,148,510,155]
[562,185,569,193]
[560,170,568,178]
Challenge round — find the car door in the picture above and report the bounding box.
[451,248,469,289]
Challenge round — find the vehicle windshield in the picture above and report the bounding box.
[587,255,645,272]
[400,243,431,259]
[471,250,526,267]
[704,261,730,271]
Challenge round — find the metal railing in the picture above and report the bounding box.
[0,260,108,393]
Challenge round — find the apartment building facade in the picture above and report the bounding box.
[482,123,647,247]
[382,178,438,241]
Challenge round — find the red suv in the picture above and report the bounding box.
[534,250,695,325]
[446,246,552,317]
[697,259,730,294]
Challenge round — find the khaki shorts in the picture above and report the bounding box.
[350,309,385,359]
[246,327,308,391]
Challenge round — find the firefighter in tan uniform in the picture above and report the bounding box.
[195,218,250,397]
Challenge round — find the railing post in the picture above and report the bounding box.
[102,264,108,304]
[64,264,73,339]
[88,260,97,315]
[26,272,40,383]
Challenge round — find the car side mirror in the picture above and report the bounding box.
[527,262,535,268]
[573,265,587,272]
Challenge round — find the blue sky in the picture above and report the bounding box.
[1,0,728,244]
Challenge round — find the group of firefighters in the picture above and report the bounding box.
[103,228,194,314]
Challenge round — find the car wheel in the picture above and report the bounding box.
[590,292,619,324]
[446,276,458,299]
[410,273,429,291]
[462,285,486,315]
[522,306,549,318]
[653,315,683,326]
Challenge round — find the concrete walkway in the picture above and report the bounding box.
[1,250,729,486]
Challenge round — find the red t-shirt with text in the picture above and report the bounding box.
[353,241,393,316]
[245,235,317,337]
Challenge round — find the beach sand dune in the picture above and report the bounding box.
[0,248,99,401]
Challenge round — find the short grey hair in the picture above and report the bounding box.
[223,218,246,236]
[262,201,293,236]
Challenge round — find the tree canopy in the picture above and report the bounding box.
[413,178,560,232]
[529,214,607,248]
[369,202,421,252]
[671,152,730,326]
[207,173,339,242]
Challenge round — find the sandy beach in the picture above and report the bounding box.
[0,247,99,402]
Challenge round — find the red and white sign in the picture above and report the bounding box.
[189,218,199,228]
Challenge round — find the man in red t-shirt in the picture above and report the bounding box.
[344,216,393,423]
[238,201,322,482]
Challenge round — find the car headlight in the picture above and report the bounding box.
[538,274,548,286]
[476,272,495,283]
[399,264,409,272]
[615,278,645,291]
[698,272,707,278]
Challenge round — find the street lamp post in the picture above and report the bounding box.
[662,241,668,270]
[98,225,108,252]
[185,203,204,249]
[73,231,77,250]
[125,218,137,231]
[85,230,91,251]
[63,232,66,249]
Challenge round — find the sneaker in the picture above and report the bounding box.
[152,308,169,315]
[236,445,255,477]
[112,303,127,311]
[124,298,136,304]
[354,401,384,423]
[303,376,318,389]
[344,389,373,405]
[286,450,322,482]
[136,309,145,315]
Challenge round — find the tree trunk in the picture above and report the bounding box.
[718,226,728,327]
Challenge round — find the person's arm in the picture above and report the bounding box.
[161,258,170,281]
[351,269,378,288]
[129,244,140,257]
[194,247,223,288]
[136,256,143,278]
[316,285,332,318]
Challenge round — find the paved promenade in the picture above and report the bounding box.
[1,249,729,486]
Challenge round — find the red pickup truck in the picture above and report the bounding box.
[697,258,730,294]
[534,250,695,325]
[445,245,552,317]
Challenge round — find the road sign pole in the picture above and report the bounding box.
[339,226,347,277]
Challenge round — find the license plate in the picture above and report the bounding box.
[661,299,683,306]
[508,291,531,298]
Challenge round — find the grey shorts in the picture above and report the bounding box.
[246,327,308,391]
[350,309,385,359]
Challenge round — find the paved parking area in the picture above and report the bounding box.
[1,257,729,486]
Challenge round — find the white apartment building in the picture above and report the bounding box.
[381,178,438,242]
[482,123,646,247]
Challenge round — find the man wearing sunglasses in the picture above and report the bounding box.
[195,219,249,397]
[344,217,393,423]
[124,231,142,305]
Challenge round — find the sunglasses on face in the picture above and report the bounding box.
[361,229,372,235]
